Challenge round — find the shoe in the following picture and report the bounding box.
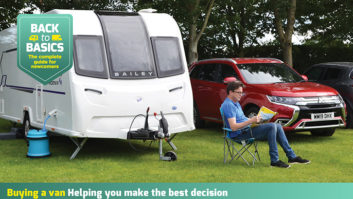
[288,156,310,164]
[271,160,291,168]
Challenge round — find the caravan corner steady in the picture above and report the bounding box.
[0,9,195,160]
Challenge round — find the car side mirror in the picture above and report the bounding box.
[301,75,308,81]
[223,77,237,84]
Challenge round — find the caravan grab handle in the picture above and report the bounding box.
[84,88,102,95]
[169,86,182,93]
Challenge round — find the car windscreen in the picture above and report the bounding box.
[237,63,303,84]
[73,36,108,78]
[152,37,184,77]
[99,14,156,79]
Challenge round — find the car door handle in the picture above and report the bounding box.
[169,86,183,92]
[84,88,102,95]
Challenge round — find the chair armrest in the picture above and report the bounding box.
[222,127,232,132]
[223,125,250,133]
[238,125,251,132]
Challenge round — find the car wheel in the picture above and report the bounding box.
[22,113,31,138]
[346,105,353,129]
[194,104,205,128]
[310,128,335,136]
[245,106,260,118]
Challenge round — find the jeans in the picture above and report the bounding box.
[235,123,296,163]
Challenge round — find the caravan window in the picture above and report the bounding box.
[73,36,108,78]
[99,15,156,79]
[152,37,184,77]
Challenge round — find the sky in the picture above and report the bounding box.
[257,32,310,45]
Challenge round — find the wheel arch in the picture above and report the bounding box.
[22,106,33,125]
[243,103,259,113]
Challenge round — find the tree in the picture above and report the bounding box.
[187,0,214,64]
[0,0,131,31]
[0,0,36,31]
[199,0,267,58]
[31,0,130,13]
[296,0,353,47]
[272,0,296,67]
[136,0,215,65]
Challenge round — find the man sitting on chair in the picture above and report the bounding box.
[221,81,310,168]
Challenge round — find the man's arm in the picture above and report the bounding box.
[227,115,261,131]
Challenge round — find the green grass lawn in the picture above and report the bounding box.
[0,119,353,182]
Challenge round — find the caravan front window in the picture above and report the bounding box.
[99,14,156,79]
[73,36,108,78]
[152,37,184,77]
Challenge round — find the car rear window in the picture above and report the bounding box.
[237,63,303,84]
[190,64,222,82]
[322,68,343,80]
[191,63,239,83]
[221,64,239,80]
[305,66,325,81]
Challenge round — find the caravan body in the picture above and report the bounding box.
[0,10,195,139]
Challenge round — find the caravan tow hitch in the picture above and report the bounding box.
[127,107,178,161]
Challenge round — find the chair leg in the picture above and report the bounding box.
[230,145,250,165]
[245,145,258,162]
[224,138,227,163]
[224,139,232,163]
[235,144,252,160]
[224,138,260,166]
[254,141,260,161]
[236,144,258,166]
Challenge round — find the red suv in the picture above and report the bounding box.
[190,58,346,136]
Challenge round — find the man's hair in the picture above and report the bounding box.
[226,81,244,94]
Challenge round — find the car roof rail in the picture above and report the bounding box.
[247,57,283,63]
[196,58,237,64]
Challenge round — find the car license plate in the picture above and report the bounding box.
[311,112,334,120]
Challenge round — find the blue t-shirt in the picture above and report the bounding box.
[221,97,248,138]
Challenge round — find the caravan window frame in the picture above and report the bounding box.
[98,14,157,79]
[73,35,108,79]
[151,37,185,78]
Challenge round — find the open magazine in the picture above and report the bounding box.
[251,106,277,127]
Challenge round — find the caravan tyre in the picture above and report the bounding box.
[22,113,31,137]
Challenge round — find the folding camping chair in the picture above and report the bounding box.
[220,108,260,165]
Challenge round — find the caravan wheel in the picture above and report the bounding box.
[22,113,31,137]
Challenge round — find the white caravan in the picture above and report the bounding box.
[0,10,195,158]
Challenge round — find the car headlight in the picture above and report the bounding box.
[337,95,344,104]
[318,95,342,104]
[267,95,343,105]
[337,94,345,106]
[267,96,302,105]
